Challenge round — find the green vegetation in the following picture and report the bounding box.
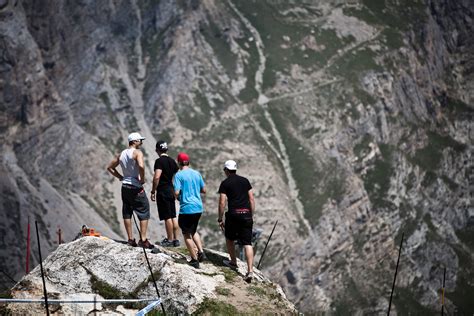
[344,0,427,31]
[393,287,437,315]
[410,131,466,172]
[90,274,125,300]
[247,285,266,298]
[333,279,369,315]
[233,0,351,91]
[177,89,212,131]
[269,102,345,227]
[236,37,259,103]
[443,96,474,118]
[362,144,394,210]
[456,226,474,251]
[200,18,237,76]
[445,240,474,314]
[0,290,12,315]
[215,286,232,296]
[353,134,373,158]
[329,47,382,83]
[89,271,161,310]
[203,251,238,282]
[440,175,458,191]
[194,298,240,315]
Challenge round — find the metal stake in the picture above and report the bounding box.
[35,220,50,316]
[387,232,404,316]
[257,220,278,269]
[133,215,166,315]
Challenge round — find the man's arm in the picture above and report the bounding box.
[218,193,226,230]
[107,154,123,181]
[150,169,162,201]
[134,150,145,184]
[248,189,255,213]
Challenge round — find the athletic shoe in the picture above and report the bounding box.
[127,239,137,247]
[223,259,238,270]
[197,251,207,262]
[172,239,180,247]
[244,272,253,283]
[160,238,174,247]
[188,259,200,269]
[138,239,155,249]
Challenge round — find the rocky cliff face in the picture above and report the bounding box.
[1,0,472,314]
[5,237,296,315]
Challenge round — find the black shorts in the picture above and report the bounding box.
[121,185,150,221]
[178,213,201,235]
[224,211,253,245]
[156,186,176,220]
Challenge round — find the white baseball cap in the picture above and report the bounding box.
[224,160,237,171]
[128,132,145,142]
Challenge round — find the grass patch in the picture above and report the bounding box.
[329,47,382,83]
[89,270,162,310]
[177,89,212,132]
[354,0,427,31]
[247,285,266,298]
[172,246,191,256]
[216,286,232,296]
[445,249,474,316]
[440,175,459,191]
[456,226,474,251]
[235,33,259,103]
[393,287,437,315]
[200,17,236,76]
[269,104,345,227]
[90,274,126,300]
[194,298,241,315]
[233,0,348,90]
[204,251,238,282]
[362,144,394,209]
[410,131,466,172]
[442,96,474,118]
[353,134,373,158]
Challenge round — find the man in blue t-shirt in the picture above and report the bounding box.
[173,152,206,268]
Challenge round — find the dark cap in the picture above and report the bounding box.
[156,140,168,151]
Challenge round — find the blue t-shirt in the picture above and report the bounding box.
[173,168,205,214]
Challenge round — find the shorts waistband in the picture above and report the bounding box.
[231,208,251,214]
[122,184,142,190]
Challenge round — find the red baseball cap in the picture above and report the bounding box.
[177,152,189,163]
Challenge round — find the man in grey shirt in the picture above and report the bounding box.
[107,132,154,249]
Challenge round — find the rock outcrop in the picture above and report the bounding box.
[5,237,296,315]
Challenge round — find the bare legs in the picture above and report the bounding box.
[183,232,203,260]
[139,219,149,241]
[226,239,254,273]
[165,218,180,241]
[123,218,148,241]
[244,245,254,273]
[124,219,133,240]
[226,239,237,264]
